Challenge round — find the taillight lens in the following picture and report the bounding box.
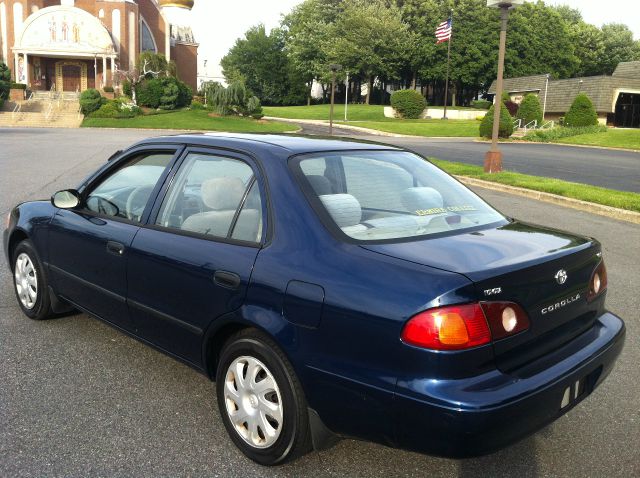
[587,261,607,302]
[480,301,530,340]
[400,304,491,350]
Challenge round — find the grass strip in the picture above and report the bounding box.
[82,109,298,133]
[431,159,640,212]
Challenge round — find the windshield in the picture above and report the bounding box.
[294,150,507,242]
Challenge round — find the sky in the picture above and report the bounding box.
[188,0,640,81]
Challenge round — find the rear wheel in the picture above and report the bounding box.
[216,329,311,465]
[12,240,53,320]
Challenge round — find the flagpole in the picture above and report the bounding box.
[443,13,452,120]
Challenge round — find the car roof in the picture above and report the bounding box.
[134,133,403,158]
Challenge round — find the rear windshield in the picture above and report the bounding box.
[293,150,507,242]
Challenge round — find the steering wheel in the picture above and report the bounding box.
[126,185,154,221]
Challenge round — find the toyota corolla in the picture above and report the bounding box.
[3,134,625,465]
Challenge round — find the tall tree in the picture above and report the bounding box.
[221,24,307,105]
[326,0,409,104]
[570,22,606,77]
[600,23,639,74]
[282,0,343,104]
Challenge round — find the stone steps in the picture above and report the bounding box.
[0,111,84,128]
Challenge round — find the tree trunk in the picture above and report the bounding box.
[365,76,372,105]
[451,82,456,107]
[411,71,417,90]
[132,84,137,105]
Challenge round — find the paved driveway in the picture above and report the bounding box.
[1,128,638,477]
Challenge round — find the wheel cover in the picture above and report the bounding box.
[223,355,283,449]
[14,253,38,310]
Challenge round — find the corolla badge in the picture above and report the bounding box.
[555,269,568,285]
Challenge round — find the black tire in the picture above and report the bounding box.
[216,328,312,465]
[12,239,53,320]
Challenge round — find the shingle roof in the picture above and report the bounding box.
[612,61,640,79]
[488,74,549,95]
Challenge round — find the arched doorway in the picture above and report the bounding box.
[55,61,88,92]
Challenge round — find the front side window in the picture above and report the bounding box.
[156,153,263,243]
[294,151,507,242]
[85,152,174,222]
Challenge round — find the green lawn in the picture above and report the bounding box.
[263,104,386,121]
[82,109,298,133]
[345,120,479,137]
[431,159,640,212]
[554,129,640,150]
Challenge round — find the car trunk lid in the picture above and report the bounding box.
[361,221,602,372]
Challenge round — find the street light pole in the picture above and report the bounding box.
[345,71,349,122]
[484,0,522,173]
[329,64,341,135]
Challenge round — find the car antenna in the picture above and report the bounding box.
[106,150,123,162]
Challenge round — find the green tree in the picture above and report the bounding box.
[480,101,513,138]
[564,93,598,127]
[516,93,543,126]
[600,24,639,74]
[221,24,307,105]
[570,22,606,77]
[283,0,342,103]
[327,0,409,104]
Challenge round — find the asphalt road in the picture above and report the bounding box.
[300,123,640,193]
[1,128,639,477]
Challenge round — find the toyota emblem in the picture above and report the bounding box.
[555,269,568,285]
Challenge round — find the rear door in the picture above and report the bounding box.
[48,146,179,330]
[126,148,267,364]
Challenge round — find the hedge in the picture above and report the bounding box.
[471,99,492,109]
[564,93,598,127]
[137,76,192,109]
[522,125,607,142]
[90,99,141,118]
[479,101,514,138]
[390,89,426,119]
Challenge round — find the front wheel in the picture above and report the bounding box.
[12,240,53,320]
[216,329,312,465]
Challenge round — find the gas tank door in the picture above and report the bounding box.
[283,280,325,329]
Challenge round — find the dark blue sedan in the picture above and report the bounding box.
[3,134,625,465]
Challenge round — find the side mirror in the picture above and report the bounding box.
[51,189,81,209]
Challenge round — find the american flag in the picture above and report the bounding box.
[435,18,452,44]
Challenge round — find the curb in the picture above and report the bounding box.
[474,138,640,154]
[456,176,640,225]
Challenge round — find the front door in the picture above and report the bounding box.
[48,148,177,330]
[126,149,265,365]
[62,64,81,91]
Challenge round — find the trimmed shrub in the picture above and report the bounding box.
[516,94,543,126]
[564,93,598,127]
[479,101,514,138]
[137,76,191,109]
[103,85,114,93]
[390,89,426,119]
[0,62,10,101]
[10,82,26,89]
[471,99,492,109]
[501,91,511,102]
[522,124,606,142]
[504,99,518,116]
[190,100,204,110]
[79,88,105,115]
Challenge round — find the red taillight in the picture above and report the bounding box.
[587,261,607,302]
[401,301,531,350]
[401,304,491,350]
[480,301,530,340]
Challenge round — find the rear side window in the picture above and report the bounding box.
[294,151,506,242]
[156,153,263,243]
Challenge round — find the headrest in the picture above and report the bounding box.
[401,187,444,212]
[306,175,332,195]
[320,194,362,228]
[201,177,246,210]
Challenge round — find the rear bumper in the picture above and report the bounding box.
[393,311,625,458]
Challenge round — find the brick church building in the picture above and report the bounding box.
[0,0,198,92]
